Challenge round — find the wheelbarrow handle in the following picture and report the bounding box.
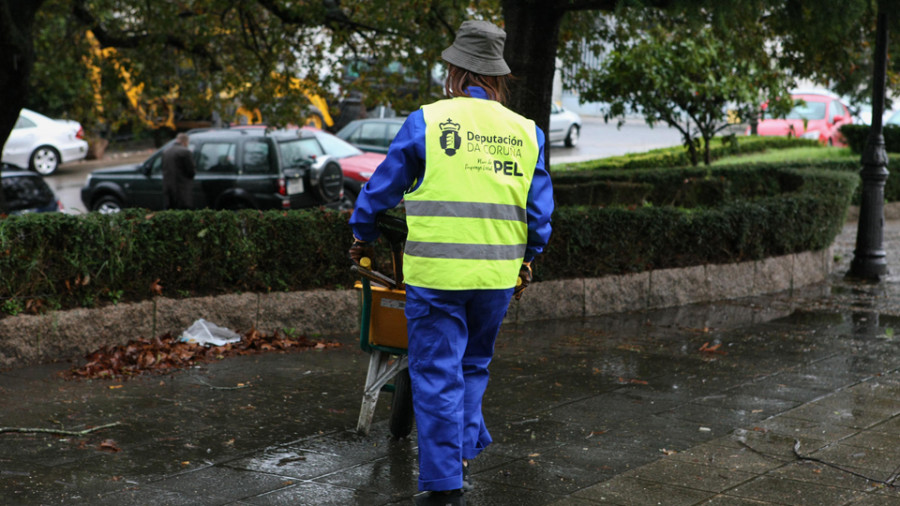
[352,264,399,290]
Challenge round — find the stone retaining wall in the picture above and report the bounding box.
[0,247,834,368]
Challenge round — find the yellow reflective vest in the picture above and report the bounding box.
[403,97,539,290]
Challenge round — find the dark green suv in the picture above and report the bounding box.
[81,128,344,213]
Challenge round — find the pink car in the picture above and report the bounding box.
[752,91,853,147]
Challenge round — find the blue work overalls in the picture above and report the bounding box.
[350,87,553,492]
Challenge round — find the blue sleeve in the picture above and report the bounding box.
[525,126,554,263]
[349,110,426,241]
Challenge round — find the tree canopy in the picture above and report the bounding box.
[3,0,899,180]
[567,6,795,165]
[26,0,492,138]
[560,0,900,127]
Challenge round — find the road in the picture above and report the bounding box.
[51,116,684,214]
[548,115,683,165]
[53,149,154,215]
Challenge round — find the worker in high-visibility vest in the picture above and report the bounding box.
[349,20,553,506]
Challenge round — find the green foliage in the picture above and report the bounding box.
[552,181,654,207]
[27,1,486,136]
[0,208,362,316]
[711,146,858,165]
[27,0,97,130]
[839,124,900,154]
[0,163,857,317]
[553,135,819,172]
[556,139,900,207]
[782,158,900,205]
[2,299,23,316]
[543,166,857,279]
[764,0,899,104]
[568,6,794,166]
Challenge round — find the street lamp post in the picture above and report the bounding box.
[849,7,890,280]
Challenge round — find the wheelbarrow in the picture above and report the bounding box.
[352,214,414,438]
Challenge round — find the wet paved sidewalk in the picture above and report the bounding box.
[2,222,900,505]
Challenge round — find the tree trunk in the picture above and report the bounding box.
[502,0,566,169]
[703,134,711,165]
[685,134,698,166]
[0,1,47,211]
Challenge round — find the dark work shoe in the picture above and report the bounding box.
[414,489,466,506]
[462,463,474,491]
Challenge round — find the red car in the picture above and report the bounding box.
[302,127,385,210]
[751,90,853,146]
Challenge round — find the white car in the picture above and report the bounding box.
[1,108,89,175]
[549,102,582,147]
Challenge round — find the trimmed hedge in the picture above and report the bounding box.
[557,156,900,206]
[840,124,900,154]
[544,166,857,278]
[748,159,900,205]
[0,209,358,315]
[0,164,856,317]
[554,135,820,172]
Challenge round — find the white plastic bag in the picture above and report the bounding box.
[179,318,241,346]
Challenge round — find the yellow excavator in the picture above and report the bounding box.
[84,30,334,132]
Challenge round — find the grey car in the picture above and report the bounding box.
[335,118,406,154]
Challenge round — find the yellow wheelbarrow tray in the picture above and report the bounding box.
[354,273,413,438]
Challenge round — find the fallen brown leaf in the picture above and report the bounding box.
[99,439,121,452]
[699,342,727,355]
[63,329,341,380]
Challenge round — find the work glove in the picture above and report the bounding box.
[348,237,375,268]
[513,262,532,300]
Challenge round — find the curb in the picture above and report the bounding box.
[0,247,834,368]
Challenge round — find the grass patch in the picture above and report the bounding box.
[551,136,821,172]
[711,146,858,165]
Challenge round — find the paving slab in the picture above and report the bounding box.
[723,474,864,505]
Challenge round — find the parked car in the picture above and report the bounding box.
[1,164,62,214]
[549,102,582,147]
[80,128,343,213]
[302,127,385,210]
[752,90,853,146]
[885,110,900,126]
[1,108,89,176]
[335,118,406,154]
[851,104,875,125]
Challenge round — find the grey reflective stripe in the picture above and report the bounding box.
[406,200,526,223]
[405,241,525,260]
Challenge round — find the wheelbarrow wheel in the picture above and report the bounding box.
[389,367,414,439]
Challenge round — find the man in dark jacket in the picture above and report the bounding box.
[162,133,195,209]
